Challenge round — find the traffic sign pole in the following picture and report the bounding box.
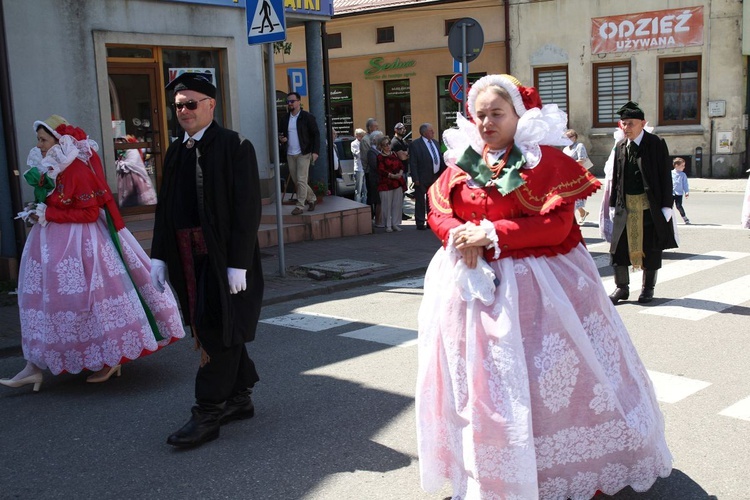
[461,22,468,113]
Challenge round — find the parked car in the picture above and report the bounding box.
[333,135,356,199]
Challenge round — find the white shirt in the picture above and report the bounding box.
[182,123,211,143]
[286,112,302,155]
[351,138,362,172]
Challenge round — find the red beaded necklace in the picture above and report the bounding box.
[482,143,514,179]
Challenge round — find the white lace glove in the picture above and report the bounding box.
[150,259,167,293]
[661,207,673,222]
[228,267,247,294]
[35,203,48,227]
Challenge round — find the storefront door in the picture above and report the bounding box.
[384,79,411,137]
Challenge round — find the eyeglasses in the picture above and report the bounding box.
[286,99,298,104]
[174,97,211,111]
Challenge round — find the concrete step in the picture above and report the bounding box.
[122,195,372,253]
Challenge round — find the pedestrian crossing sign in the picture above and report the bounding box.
[246,0,286,45]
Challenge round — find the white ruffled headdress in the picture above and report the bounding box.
[443,74,570,169]
[28,115,98,180]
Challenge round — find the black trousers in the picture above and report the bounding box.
[195,342,259,405]
[414,182,431,226]
[611,209,663,270]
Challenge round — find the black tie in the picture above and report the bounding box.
[627,141,637,162]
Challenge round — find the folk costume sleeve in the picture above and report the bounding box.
[45,159,108,224]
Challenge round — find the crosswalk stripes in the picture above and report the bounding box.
[718,395,750,421]
[600,250,750,292]
[260,309,749,421]
[260,312,354,331]
[646,370,712,403]
[640,274,750,320]
[340,324,418,347]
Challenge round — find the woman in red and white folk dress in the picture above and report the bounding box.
[0,116,184,392]
[415,75,672,499]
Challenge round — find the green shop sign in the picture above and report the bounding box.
[364,57,416,80]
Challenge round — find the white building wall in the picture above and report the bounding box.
[4,0,269,197]
[510,0,746,178]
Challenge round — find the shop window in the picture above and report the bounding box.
[327,33,342,49]
[436,73,485,141]
[162,49,225,141]
[534,66,568,114]
[330,83,353,137]
[659,56,701,125]
[377,27,394,44]
[384,79,411,135]
[444,19,459,36]
[105,45,225,214]
[593,61,630,128]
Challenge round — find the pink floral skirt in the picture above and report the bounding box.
[416,244,672,499]
[18,211,185,375]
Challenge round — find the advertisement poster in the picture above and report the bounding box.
[591,7,704,54]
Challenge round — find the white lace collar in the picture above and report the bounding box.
[26,135,99,180]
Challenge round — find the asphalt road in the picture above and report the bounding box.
[0,189,747,499]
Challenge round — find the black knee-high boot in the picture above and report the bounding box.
[638,270,658,304]
[609,265,630,304]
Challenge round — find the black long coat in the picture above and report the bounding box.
[609,130,678,253]
[152,121,264,347]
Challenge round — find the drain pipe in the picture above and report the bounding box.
[504,0,511,72]
[0,1,26,262]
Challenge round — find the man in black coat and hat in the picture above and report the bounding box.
[609,101,677,304]
[151,72,264,448]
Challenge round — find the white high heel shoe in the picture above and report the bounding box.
[86,365,122,383]
[0,373,43,392]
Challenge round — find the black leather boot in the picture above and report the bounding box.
[220,388,255,425]
[608,265,630,304]
[167,403,223,448]
[638,270,658,304]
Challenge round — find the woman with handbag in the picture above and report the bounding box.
[0,115,184,391]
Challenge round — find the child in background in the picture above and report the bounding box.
[672,157,691,224]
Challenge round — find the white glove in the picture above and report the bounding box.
[661,207,673,222]
[228,267,247,294]
[150,259,167,293]
[35,203,48,227]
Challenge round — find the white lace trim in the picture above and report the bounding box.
[26,135,99,180]
[442,94,570,170]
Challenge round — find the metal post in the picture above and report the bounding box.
[266,43,285,277]
[461,21,468,114]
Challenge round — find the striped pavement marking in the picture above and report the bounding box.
[646,370,712,404]
[380,277,424,289]
[719,396,750,421]
[640,274,750,320]
[600,250,750,291]
[260,312,353,332]
[339,324,418,348]
[262,312,750,421]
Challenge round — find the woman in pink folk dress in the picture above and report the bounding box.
[0,115,184,392]
[415,75,672,499]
